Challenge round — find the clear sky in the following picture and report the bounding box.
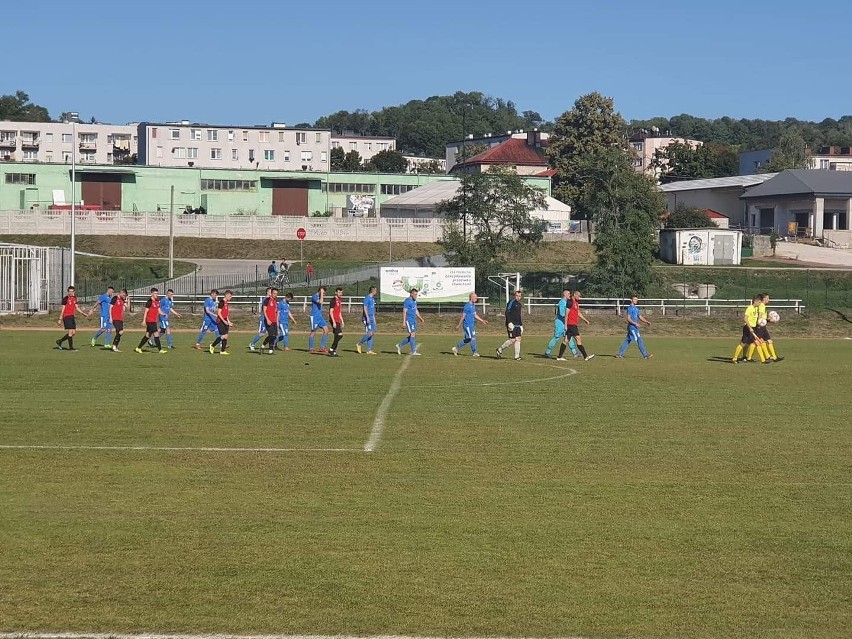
[7,0,851,125]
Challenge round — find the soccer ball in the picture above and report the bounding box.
[507,322,515,330]
[757,317,767,327]
[768,310,780,323]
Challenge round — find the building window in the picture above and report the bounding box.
[380,184,417,195]
[248,150,255,163]
[242,130,249,142]
[81,151,95,162]
[156,146,163,158]
[191,129,201,141]
[634,158,643,167]
[45,133,53,143]
[279,131,286,142]
[259,131,269,143]
[62,133,72,143]
[326,182,376,193]
[264,149,275,161]
[5,173,36,185]
[228,130,234,142]
[365,142,372,151]
[207,130,219,142]
[187,147,198,159]
[210,148,222,160]
[201,179,257,192]
[331,141,341,149]
[301,150,312,162]
[232,149,239,161]
[62,152,71,162]
[46,152,53,162]
[172,147,187,159]
[152,128,158,138]
[315,132,322,143]
[283,150,291,162]
[170,129,180,140]
[820,159,830,169]
[350,142,357,151]
[296,132,307,144]
[321,151,327,163]
[631,142,644,152]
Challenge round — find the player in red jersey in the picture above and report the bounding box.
[261,288,280,354]
[135,288,167,353]
[55,286,91,351]
[210,290,234,355]
[328,286,345,357]
[108,289,129,352]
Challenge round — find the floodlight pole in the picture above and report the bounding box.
[70,120,76,286]
[168,185,175,278]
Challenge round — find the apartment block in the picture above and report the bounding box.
[331,133,395,159]
[0,121,136,165]
[630,129,702,177]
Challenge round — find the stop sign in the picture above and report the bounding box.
[296,227,307,240]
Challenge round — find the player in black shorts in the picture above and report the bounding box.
[497,289,524,360]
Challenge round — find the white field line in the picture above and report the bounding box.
[0,445,358,453]
[364,355,412,452]
[0,635,591,639]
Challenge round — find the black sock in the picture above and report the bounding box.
[331,334,342,351]
[114,334,122,346]
[58,334,68,344]
[222,338,228,351]
[578,344,588,358]
[68,337,74,349]
[154,336,162,350]
[138,336,149,349]
[557,343,567,358]
[212,337,221,347]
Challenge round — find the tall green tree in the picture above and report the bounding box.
[341,150,363,172]
[651,141,739,183]
[365,149,408,173]
[411,159,445,174]
[329,146,346,171]
[664,203,716,229]
[436,166,547,287]
[0,91,51,122]
[762,128,810,172]
[547,92,627,219]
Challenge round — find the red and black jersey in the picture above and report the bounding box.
[144,297,160,323]
[110,296,126,321]
[329,296,343,324]
[218,297,230,321]
[60,295,77,317]
[263,296,278,323]
[567,299,580,325]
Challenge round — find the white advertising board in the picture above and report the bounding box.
[380,266,475,303]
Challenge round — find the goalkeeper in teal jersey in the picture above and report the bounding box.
[544,288,577,358]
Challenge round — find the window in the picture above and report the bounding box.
[279,131,286,142]
[331,141,341,149]
[326,182,376,193]
[207,130,219,142]
[248,149,255,163]
[321,151,327,163]
[365,142,372,151]
[301,150,312,162]
[634,158,643,167]
[820,159,830,169]
[187,147,198,159]
[228,130,234,142]
[46,152,53,162]
[62,152,72,162]
[231,149,239,161]
[242,130,249,142]
[315,132,322,143]
[80,151,95,162]
[631,142,644,152]
[172,147,187,159]
[201,179,257,192]
[0,131,15,142]
[45,133,53,143]
[152,128,158,138]
[170,129,180,140]
[350,142,357,151]
[296,132,307,144]
[264,149,275,161]
[380,184,417,195]
[283,150,290,162]
[259,131,269,143]
[5,173,36,185]
[191,129,201,141]
[156,146,163,158]
[210,148,222,160]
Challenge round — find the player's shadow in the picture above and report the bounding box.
[707,356,736,363]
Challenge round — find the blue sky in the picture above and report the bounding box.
[7,0,851,125]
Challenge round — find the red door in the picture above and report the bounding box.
[80,174,122,210]
[271,180,309,216]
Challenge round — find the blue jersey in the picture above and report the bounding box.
[98,293,112,318]
[462,301,477,326]
[555,298,568,322]
[311,293,324,320]
[403,297,418,322]
[203,297,218,323]
[160,297,174,317]
[627,303,641,327]
[277,300,291,326]
[362,294,376,322]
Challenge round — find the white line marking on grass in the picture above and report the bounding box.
[416,362,578,388]
[364,355,411,453]
[0,635,592,639]
[0,445,358,453]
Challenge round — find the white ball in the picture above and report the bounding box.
[507,322,515,330]
[758,317,767,327]
[768,310,780,323]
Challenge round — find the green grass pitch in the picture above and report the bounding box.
[0,330,850,638]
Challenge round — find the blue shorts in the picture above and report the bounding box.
[625,326,641,342]
[257,317,266,333]
[405,320,417,334]
[278,323,289,337]
[310,316,327,331]
[463,325,475,340]
[159,317,170,330]
[99,316,113,330]
[363,317,375,333]
[552,320,566,339]
[202,319,219,332]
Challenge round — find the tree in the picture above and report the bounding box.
[341,150,363,172]
[0,91,50,122]
[436,166,547,287]
[651,141,739,183]
[664,203,715,229]
[330,146,346,171]
[547,92,628,220]
[365,149,408,173]
[411,159,445,174]
[762,128,810,172]
[578,147,665,297]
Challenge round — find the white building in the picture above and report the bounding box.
[0,120,136,165]
[331,133,395,158]
[629,129,703,177]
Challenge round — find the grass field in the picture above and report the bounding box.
[1,330,851,638]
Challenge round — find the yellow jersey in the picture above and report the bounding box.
[744,305,760,327]
[757,302,767,321]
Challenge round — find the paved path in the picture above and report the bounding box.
[774,242,852,267]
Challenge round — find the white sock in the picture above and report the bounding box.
[514,341,521,358]
[500,340,512,350]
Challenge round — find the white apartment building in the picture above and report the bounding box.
[630,129,702,177]
[0,121,136,165]
[138,122,396,171]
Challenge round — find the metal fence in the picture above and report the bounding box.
[0,244,70,314]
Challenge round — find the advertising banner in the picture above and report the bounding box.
[380,267,475,303]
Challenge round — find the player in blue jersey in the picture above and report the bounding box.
[89,286,115,348]
[544,288,578,359]
[452,292,487,357]
[194,289,221,349]
[616,295,653,359]
[275,292,296,351]
[308,286,329,353]
[158,288,182,349]
[396,288,424,355]
[248,287,272,351]
[356,286,378,355]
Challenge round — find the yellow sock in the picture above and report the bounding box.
[747,344,756,360]
[756,344,766,363]
[761,343,771,360]
[733,345,743,361]
[768,343,778,359]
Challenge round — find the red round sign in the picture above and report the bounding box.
[296,227,307,240]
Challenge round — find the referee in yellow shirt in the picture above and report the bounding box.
[755,292,781,362]
[733,296,767,364]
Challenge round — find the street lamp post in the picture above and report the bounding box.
[461,106,467,242]
[70,120,76,287]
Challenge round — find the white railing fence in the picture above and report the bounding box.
[523,297,806,316]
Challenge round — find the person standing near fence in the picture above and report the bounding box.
[267,260,278,285]
[194,290,221,350]
[55,286,91,351]
[249,287,272,351]
[497,289,524,361]
[452,292,487,357]
[308,286,329,353]
[109,289,128,352]
[356,286,378,355]
[306,262,315,286]
[558,290,594,361]
[616,296,653,359]
[396,288,424,355]
[90,286,114,349]
[276,292,295,351]
[328,287,345,357]
[159,289,182,349]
